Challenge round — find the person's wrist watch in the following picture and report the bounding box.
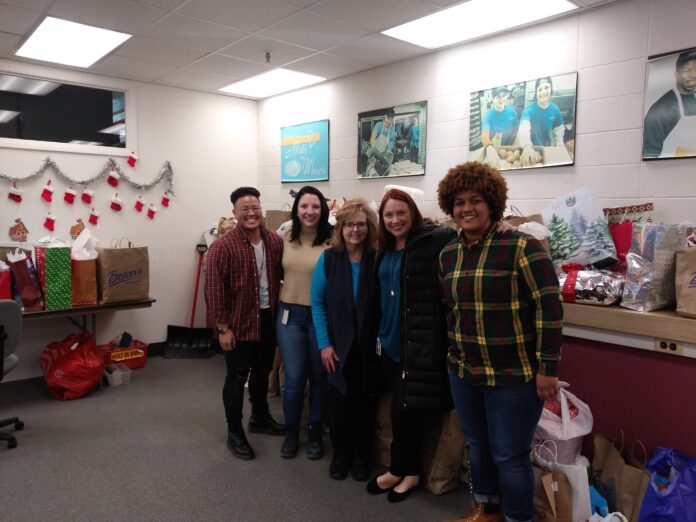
[217,326,229,335]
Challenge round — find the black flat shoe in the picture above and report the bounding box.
[387,483,420,503]
[227,431,255,460]
[366,475,402,495]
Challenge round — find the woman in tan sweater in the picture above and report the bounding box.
[277,185,333,459]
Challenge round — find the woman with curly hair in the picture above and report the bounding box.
[277,185,333,460]
[437,162,563,522]
[310,198,381,481]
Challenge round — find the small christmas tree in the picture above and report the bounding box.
[548,213,580,263]
[581,219,616,259]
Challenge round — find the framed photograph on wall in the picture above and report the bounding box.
[468,72,578,171]
[280,119,329,182]
[357,101,427,179]
[642,47,696,160]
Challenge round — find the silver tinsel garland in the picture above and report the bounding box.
[0,157,175,195]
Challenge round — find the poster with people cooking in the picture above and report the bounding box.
[357,101,427,178]
[468,72,578,171]
[643,47,696,160]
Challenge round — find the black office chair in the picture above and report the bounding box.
[1,299,24,449]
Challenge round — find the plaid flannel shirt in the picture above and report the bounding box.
[205,226,283,342]
[438,227,563,386]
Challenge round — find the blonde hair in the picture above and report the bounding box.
[330,198,378,252]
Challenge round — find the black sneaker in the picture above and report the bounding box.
[227,430,255,460]
[329,453,350,480]
[248,413,286,435]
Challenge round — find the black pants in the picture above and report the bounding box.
[382,355,425,476]
[327,347,376,462]
[223,309,276,431]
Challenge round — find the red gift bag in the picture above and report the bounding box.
[0,269,11,299]
[40,333,105,400]
[9,257,44,311]
[608,221,633,271]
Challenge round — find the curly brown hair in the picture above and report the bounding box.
[437,162,508,222]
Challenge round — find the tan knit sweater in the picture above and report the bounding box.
[280,229,328,306]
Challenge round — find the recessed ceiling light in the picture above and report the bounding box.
[383,0,578,49]
[219,69,325,99]
[0,110,20,124]
[15,16,131,68]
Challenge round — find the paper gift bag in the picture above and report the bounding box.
[592,434,650,522]
[71,259,98,306]
[542,188,618,268]
[0,268,11,299]
[8,256,44,311]
[97,244,149,303]
[373,393,392,468]
[676,248,696,318]
[533,466,573,522]
[36,246,72,310]
[421,409,467,495]
[264,208,292,234]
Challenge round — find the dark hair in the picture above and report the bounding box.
[437,162,508,223]
[330,198,378,253]
[534,77,553,99]
[378,189,423,250]
[230,186,260,205]
[289,185,333,246]
[676,50,696,71]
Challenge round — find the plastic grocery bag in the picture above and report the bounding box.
[535,382,593,464]
[637,447,696,522]
[40,332,105,400]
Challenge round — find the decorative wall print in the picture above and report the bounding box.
[357,101,427,179]
[642,47,696,160]
[468,72,578,171]
[280,119,329,183]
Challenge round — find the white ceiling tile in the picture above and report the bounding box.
[0,31,21,57]
[0,0,53,11]
[188,54,272,79]
[286,52,371,80]
[157,66,237,91]
[48,0,167,34]
[259,11,368,51]
[129,0,187,9]
[218,35,315,66]
[116,35,207,67]
[329,33,426,66]
[144,14,248,52]
[0,5,43,36]
[91,54,177,81]
[309,0,439,32]
[177,0,299,32]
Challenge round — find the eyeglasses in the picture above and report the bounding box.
[237,205,261,214]
[344,221,367,231]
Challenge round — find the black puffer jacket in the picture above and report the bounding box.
[377,224,457,411]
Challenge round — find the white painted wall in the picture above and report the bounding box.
[258,0,696,225]
[1,60,257,380]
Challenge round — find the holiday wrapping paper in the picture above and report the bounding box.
[36,246,73,310]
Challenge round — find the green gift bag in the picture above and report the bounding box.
[37,246,73,310]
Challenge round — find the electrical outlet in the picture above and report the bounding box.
[654,338,684,355]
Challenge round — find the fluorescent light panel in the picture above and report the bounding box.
[16,16,131,68]
[99,122,126,135]
[219,69,325,99]
[0,74,61,95]
[0,110,20,124]
[383,0,578,49]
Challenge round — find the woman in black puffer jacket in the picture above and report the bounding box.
[366,188,456,503]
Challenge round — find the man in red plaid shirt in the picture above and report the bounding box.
[205,186,285,460]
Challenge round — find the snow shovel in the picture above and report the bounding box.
[164,243,213,358]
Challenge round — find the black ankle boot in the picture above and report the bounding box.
[280,425,299,458]
[248,411,286,435]
[306,422,324,460]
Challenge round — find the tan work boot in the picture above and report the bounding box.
[444,502,504,522]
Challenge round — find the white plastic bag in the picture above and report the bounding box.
[587,513,629,522]
[532,441,593,522]
[535,382,593,465]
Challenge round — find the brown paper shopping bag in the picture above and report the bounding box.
[97,242,149,303]
[533,466,573,522]
[373,393,393,468]
[421,409,467,495]
[676,248,696,318]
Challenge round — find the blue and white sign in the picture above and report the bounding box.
[280,119,329,183]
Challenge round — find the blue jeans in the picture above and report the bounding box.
[449,371,543,522]
[276,302,327,426]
